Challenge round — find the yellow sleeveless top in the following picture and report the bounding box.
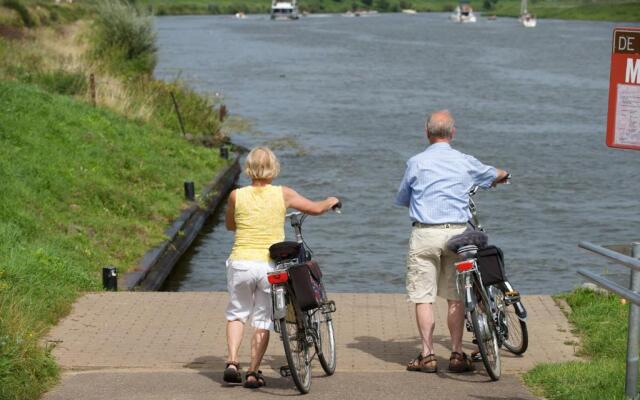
[229,185,286,262]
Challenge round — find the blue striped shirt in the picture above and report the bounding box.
[395,142,497,224]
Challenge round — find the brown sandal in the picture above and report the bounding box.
[407,353,438,373]
[448,352,474,373]
[244,370,266,389]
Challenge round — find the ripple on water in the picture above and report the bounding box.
[158,14,640,294]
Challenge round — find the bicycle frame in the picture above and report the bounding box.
[456,259,495,323]
[467,187,527,321]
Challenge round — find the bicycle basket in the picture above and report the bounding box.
[476,245,507,286]
[269,241,302,262]
[288,261,324,311]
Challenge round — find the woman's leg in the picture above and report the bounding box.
[247,262,274,380]
[225,261,253,365]
[248,329,270,373]
[227,320,245,364]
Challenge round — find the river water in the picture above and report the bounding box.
[156,13,639,294]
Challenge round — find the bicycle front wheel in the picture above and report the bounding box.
[279,299,311,394]
[500,294,528,355]
[469,280,501,381]
[314,307,336,375]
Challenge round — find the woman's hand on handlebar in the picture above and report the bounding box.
[329,197,342,213]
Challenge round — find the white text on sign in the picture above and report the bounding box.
[627,59,640,84]
[618,35,636,52]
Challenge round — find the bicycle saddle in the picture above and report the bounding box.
[269,241,302,261]
[446,230,488,253]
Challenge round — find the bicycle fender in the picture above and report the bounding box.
[514,302,527,320]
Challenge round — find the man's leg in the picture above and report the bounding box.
[447,299,465,354]
[416,302,436,356]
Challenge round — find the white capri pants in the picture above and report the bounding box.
[225,259,274,330]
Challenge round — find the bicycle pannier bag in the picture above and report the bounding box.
[288,261,323,311]
[476,245,507,286]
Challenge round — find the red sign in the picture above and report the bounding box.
[606,27,640,150]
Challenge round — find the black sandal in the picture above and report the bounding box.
[244,370,266,389]
[223,362,242,384]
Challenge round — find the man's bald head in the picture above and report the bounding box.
[425,110,455,141]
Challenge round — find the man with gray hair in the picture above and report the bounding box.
[396,110,508,373]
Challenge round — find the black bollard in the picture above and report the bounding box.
[184,181,195,201]
[102,266,117,291]
[219,146,229,160]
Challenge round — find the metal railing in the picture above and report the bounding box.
[578,241,640,400]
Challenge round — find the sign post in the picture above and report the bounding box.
[607,27,640,150]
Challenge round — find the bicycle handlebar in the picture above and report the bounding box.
[469,173,512,196]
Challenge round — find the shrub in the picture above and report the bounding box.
[91,0,157,76]
[2,0,35,27]
[399,0,412,9]
[207,3,221,14]
[375,0,390,11]
[31,69,87,96]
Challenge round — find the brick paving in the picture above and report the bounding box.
[44,292,579,373]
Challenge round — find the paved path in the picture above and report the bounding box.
[43,293,579,399]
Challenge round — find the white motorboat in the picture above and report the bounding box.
[401,9,417,14]
[450,3,477,23]
[519,0,537,27]
[271,0,299,20]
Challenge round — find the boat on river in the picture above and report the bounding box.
[450,2,477,23]
[519,0,537,27]
[271,0,299,20]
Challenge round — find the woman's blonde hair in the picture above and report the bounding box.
[244,146,280,180]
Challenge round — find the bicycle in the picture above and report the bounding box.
[446,175,528,381]
[266,203,340,394]
[467,183,528,356]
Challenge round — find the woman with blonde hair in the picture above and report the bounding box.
[223,146,339,389]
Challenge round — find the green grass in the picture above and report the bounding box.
[0,80,227,399]
[135,0,640,19]
[524,289,631,400]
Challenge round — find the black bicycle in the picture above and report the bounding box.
[447,176,528,381]
[467,183,529,356]
[267,205,340,394]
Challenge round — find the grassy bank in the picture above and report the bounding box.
[138,0,640,21]
[0,2,231,399]
[524,289,630,399]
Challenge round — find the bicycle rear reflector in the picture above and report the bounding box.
[455,260,475,272]
[268,271,289,284]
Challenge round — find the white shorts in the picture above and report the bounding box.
[225,259,275,330]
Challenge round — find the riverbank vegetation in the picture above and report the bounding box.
[0,1,229,399]
[524,288,629,399]
[138,0,640,21]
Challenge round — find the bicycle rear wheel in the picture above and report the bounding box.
[314,307,336,375]
[469,280,501,381]
[279,298,311,394]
